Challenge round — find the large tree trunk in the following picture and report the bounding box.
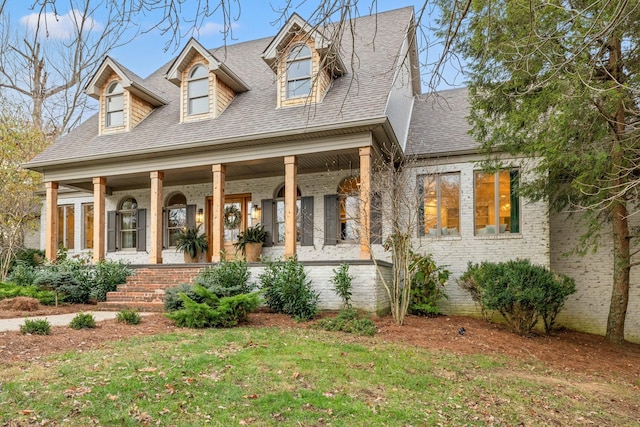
[606,200,630,344]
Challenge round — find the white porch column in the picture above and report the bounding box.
[284,156,297,258]
[45,181,59,262]
[359,146,372,259]
[212,164,226,262]
[92,177,106,263]
[149,171,164,264]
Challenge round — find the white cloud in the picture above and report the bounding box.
[19,9,103,40]
[197,21,239,37]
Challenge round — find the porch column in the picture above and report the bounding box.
[92,177,106,263]
[212,164,226,262]
[359,146,372,259]
[284,155,297,258]
[45,181,59,262]
[149,171,164,264]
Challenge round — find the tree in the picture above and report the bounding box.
[437,0,640,343]
[0,99,48,279]
[0,0,131,136]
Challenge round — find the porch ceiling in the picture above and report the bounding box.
[61,149,361,193]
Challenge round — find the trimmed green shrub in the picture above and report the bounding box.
[90,260,133,302]
[260,257,319,321]
[409,252,449,317]
[316,308,377,336]
[6,262,39,287]
[33,269,90,305]
[8,248,45,275]
[458,259,576,335]
[116,309,141,325]
[194,259,255,297]
[164,283,205,312]
[0,282,56,305]
[69,312,96,329]
[20,318,51,335]
[167,284,260,328]
[330,263,353,309]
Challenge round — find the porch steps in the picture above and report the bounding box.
[97,265,206,312]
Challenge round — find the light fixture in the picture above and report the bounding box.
[196,208,204,225]
[251,204,261,221]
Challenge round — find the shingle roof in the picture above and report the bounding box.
[28,7,415,166]
[407,87,479,157]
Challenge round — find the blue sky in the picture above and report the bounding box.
[5,1,462,90]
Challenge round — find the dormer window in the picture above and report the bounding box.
[286,44,312,99]
[187,64,209,115]
[105,82,124,127]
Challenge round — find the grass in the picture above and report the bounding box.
[0,327,637,426]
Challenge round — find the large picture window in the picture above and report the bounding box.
[118,197,138,249]
[474,169,520,235]
[105,81,124,127]
[82,203,93,249]
[57,205,74,250]
[420,173,460,237]
[286,44,312,99]
[187,64,209,115]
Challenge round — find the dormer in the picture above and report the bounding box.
[262,13,345,108]
[85,57,167,135]
[165,38,250,123]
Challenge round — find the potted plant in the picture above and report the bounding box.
[175,225,208,263]
[234,224,268,262]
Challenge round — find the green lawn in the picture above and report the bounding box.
[1,327,637,426]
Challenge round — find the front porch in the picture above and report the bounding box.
[97,260,392,314]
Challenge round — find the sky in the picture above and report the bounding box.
[4,0,463,91]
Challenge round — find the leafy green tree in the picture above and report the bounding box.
[0,101,48,280]
[438,0,640,343]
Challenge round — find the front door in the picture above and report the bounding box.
[206,194,251,260]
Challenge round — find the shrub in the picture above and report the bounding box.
[34,270,89,305]
[0,282,56,305]
[409,252,449,317]
[8,248,45,275]
[7,262,39,287]
[331,263,353,309]
[260,257,319,321]
[164,283,205,312]
[20,318,51,335]
[167,284,260,328]
[91,260,133,302]
[69,312,96,330]
[316,308,377,336]
[116,309,141,325]
[194,259,255,297]
[458,259,576,335]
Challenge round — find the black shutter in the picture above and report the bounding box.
[162,208,167,249]
[107,211,117,252]
[324,194,339,245]
[301,196,314,246]
[136,209,146,252]
[261,199,274,247]
[371,192,382,244]
[186,204,196,229]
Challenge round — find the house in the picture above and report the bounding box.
[24,7,639,341]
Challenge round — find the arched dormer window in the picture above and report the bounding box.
[286,44,312,99]
[187,64,209,115]
[118,196,138,249]
[105,81,124,127]
[338,177,360,241]
[274,184,302,243]
[165,192,187,247]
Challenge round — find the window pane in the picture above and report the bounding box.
[66,206,75,250]
[120,211,137,231]
[287,79,311,98]
[288,60,311,80]
[107,94,123,112]
[422,178,437,234]
[168,229,180,247]
[475,172,494,234]
[120,198,137,210]
[189,78,209,98]
[276,200,285,223]
[83,204,93,249]
[167,193,186,206]
[107,110,123,127]
[440,174,460,235]
[499,170,520,233]
[121,231,136,249]
[189,96,209,115]
[287,45,311,61]
[57,206,64,247]
[277,223,285,243]
[190,65,208,79]
[168,208,186,228]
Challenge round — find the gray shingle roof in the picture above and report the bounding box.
[407,87,479,157]
[28,7,414,166]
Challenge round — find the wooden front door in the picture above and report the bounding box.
[206,194,251,261]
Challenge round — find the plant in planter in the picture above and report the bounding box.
[234,224,268,262]
[175,225,208,263]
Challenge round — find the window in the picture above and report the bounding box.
[420,173,460,237]
[274,185,302,243]
[118,197,138,249]
[165,193,187,247]
[82,204,93,249]
[57,205,74,250]
[105,81,124,127]
[286,44,312,99]
[187,64,209,115]
[338,177,360,241]
[474,169,520,235]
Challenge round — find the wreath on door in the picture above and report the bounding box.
[224,205,241,229]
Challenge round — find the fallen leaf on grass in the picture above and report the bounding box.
[243,394,259,399]
[138,367,157,372]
